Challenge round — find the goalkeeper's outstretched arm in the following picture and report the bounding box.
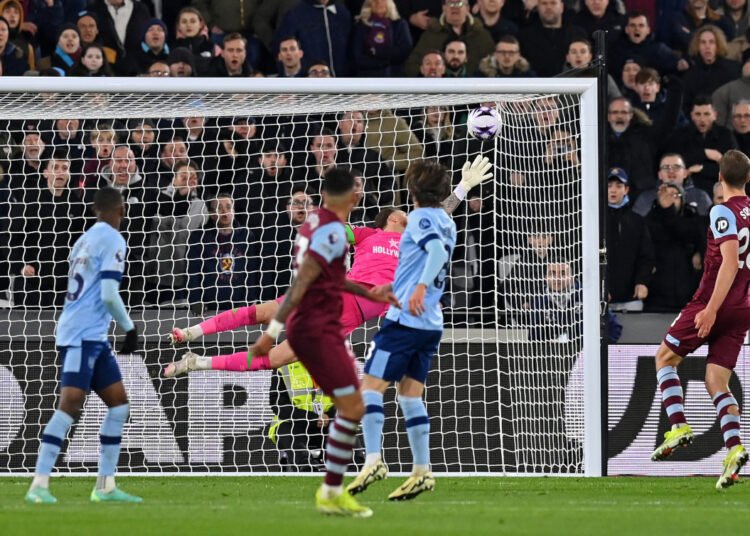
[441,155,492,214]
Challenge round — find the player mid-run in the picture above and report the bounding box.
[163,155,492,376]
[651,150,750,489]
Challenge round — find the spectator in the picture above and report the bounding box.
[606,91,682,199]
[418,49,445,77]
[609,10,689,77]
[147,159,209,305]
[306,58,331,77]
[528,258,584,342]
[619,57,641,100]
[88,144,157,305]
[155,135,189,187]
[45,22,81,75]
[682,25,741,113]
[69,43,114,76]
[518,0,586,77]
[202,33,253,76]
[730,99,750,154]
[167,46,197,77]
[9,151,85,307]
[127,118,158,172]
[714,179,725,203]
[243,141,299,231]
[336,110,396,204]
[412,105,470,173]
[144,59,170,77]
[349,168,381,225]
[274,0,353,77]
[81,122,116,193]
[174,6,218,59]
[397,0,442,43]
[0,15,28,75]
[187,193,258,313]
[50,118,85,175]
[644,181,705,312]
[572,0,626,42]
[633,153,714,217]
[712,48,750,126]
[364,108,423,175]
[474,0,519,41]
[632,68,686,126]
[191,0,259,42]
[663,95,738,195]
[304,127,337,195]
[443,37,469,77]
[259,185,316,300]
[91,0,151,61]
[7,124,46,202]
[25,0,64,57]
[564,38,620,97]
[276,35,305,77]
[672,0,734,57]
[133,18,170,75]
[76,10,124,73]
[254,0,302,51]
[405,0,493,77]
[477,35,535,77]
[1,1,37,70]
[606,167,654,312]
[0,159,10,297]
[351,0,412,77]
[717,0,750,46]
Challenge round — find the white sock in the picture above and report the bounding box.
[321,483,343,499]
[195,355,212,370]
[96,475,116,493]
[412,464,429,476]
[30,474,49,490]
[365,453,381,466]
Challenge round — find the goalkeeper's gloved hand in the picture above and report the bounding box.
[119,327,139,354]
[460,155,493,191]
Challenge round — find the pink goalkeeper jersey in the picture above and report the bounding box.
[346,226,401,287]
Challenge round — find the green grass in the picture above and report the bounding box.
[2,476,750,535]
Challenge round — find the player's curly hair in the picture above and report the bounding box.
[374,207,396,229]
[405,159,451,207]
[720,150,750,189]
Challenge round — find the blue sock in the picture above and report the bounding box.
[362,390,384,457]
[99,404,129,477]
[35,410,74,476]
[399,395,430,467]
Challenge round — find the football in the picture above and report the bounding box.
[466,106,502,141]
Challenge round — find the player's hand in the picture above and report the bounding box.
[22,265,36,277]
[119,327,139,354]
[250,333,274,358]
[460,155,493,190]
[694,306,717,338]
[408,284,427,316]
[633,284,648,300]
[367,287,401,308]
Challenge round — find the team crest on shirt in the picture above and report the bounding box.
[307,213,320,229]
[115,250,124,263]
[220,254,235,272]
[419,218,431,230]
[328,232,339,244]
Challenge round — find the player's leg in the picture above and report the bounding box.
[90,343,141,502]
[651,342,693,460]
[163,340,297,377]
[706,333,748,489]
[168,298,282,343]
[26,346,88,503]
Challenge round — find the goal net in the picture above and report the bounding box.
[0,78,600,476]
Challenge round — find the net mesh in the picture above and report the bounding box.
[0,89,586,475]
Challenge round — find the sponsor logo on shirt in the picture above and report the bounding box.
[716,217,729,233]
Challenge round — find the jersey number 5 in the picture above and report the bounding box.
[66,272,85,302]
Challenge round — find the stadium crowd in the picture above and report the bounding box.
[1,0,750,339]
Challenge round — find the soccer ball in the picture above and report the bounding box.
[467,106,502,141]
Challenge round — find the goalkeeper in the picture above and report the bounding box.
[164,155,492,376]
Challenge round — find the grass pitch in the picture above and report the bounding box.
[2,476,750,536]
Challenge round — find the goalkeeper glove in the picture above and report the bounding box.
[119,327,139,354]
[167,326,203,345]
[459,155,493,194]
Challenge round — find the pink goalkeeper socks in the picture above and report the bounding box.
[199,306,257,335]
[211,352,271,371]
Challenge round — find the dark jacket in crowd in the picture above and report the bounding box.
[351,15,412,77]
[571,1,625,41]
[632,178,713,218]
[672,6,734,56]
[607,200,654,303]
[609,34,682,80]
[518,19,586,77]
[91,0,152,61]
[0,41,30,75]
[682,56,742,114]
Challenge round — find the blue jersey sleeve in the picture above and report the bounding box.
[100,232,127,281]
[710,204,738,241]
[309,222,347,264]
[409,211,442,249]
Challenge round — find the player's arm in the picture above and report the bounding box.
[343,279,401,307]
[409,238,449,316]
[101,277,138,353]
[250,254,323,356]
[441,155,492,214]
[345,224,357,245]
[695,239,739,338]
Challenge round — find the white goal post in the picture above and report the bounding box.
[0,77,601,477]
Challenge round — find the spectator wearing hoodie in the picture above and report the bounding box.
[0,0,37,69]
[0,14,28,75]
[274,0,353,77]
[133,17,169,75]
